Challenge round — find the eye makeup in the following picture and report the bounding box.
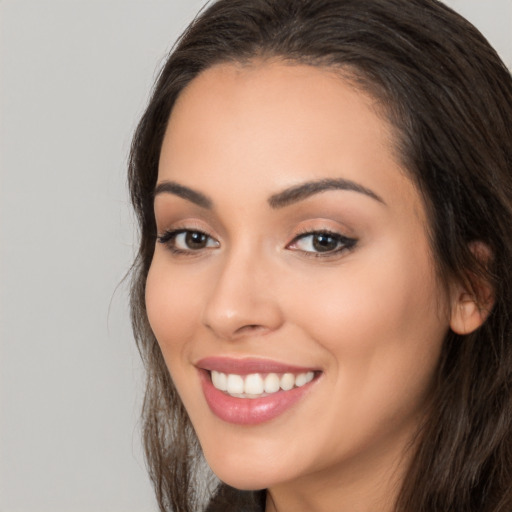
[157,225,358,261]
[287,229,358,258]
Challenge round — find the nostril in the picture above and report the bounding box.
[202,284,284,339]
[234,324,266,336]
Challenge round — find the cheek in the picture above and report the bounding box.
[274,250,448,466]
[286,243,448,402]
[145,258,208,415]
[145,258,200,362]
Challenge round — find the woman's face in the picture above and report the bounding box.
[146,62,453,493]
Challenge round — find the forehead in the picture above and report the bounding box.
[158,61,424,223]
[167,61,389,151]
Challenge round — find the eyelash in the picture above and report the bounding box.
[288,229,357,258]
[157,228,357,258]
[157,228,218,256]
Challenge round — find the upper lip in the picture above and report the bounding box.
[196,356,319,375]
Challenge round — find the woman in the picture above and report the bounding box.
[128,0,512,510]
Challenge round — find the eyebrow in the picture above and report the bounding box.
[153,177,384,210]
[268,178,385,208]
[154,181,212,209]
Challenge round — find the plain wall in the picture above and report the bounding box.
[1,1,511,511]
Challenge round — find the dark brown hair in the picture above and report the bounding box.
[128,1,512,510]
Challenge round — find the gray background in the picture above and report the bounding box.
[1,1,511,511]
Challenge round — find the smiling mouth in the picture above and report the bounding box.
[209,370,316,399]
[198,358,321,424]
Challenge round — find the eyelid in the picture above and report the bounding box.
[157,226,220,255]
[287,229,357,257]
[156,217,217,242]
[155,221,356,258]
[157,228,209,243]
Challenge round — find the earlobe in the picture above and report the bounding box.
[449,291,491,335]
[449,241,494,335]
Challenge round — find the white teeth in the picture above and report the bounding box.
[264,373,280,393]
[244,374,264,395]
[210,370,316,397]
[226,374,244,394]
[280,373,295,391]
[211,371,227,391]
[295,373,308,387]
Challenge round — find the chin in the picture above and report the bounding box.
[211,469,273,492]
[202,444,288,491]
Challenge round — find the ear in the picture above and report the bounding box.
[449,242,494,335]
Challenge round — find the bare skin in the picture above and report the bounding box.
[146,61,486,512]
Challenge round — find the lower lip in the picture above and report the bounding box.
[199,370,316,425]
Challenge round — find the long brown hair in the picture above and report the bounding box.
[128,1,512,510]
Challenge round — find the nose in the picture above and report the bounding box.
[201,247,284,340]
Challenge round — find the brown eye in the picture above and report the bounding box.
[312,233,339,252]
[157,229,220,253]
[185,231,209,249]
[288,231,357,256]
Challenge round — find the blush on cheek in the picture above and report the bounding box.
[146,266,181,346]
[145,268,167,335]
[145,263,205,373]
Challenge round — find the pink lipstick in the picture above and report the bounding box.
[197,357,320,425]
